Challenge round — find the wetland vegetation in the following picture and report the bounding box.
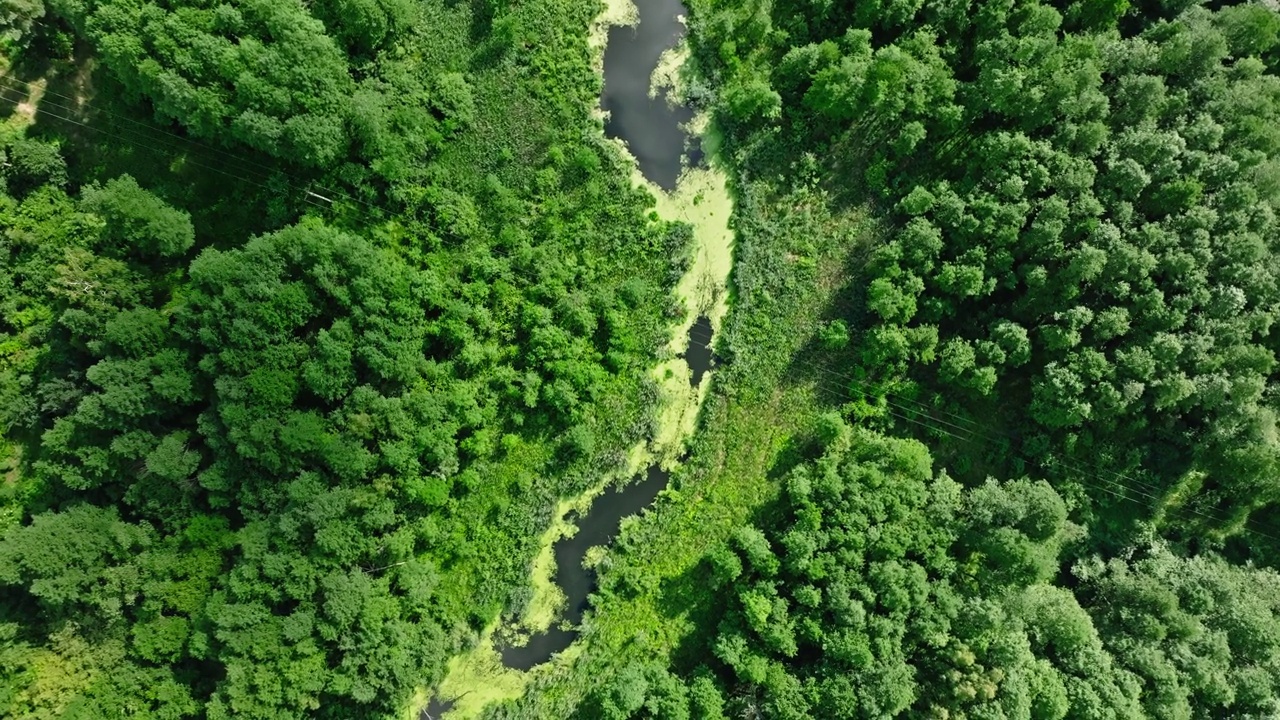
[5,0,1280,719]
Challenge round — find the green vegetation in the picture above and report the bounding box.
[0,0,693,717]
[702,0,1280,542]
[8,0,1280,719]
[671,425,1280,719]
[490,0,1280,718]
[484,153,878,717]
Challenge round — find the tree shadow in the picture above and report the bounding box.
[653,493,785,675]
[15,52,302,246]
[650,410,816,673]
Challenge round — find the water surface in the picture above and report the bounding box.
[493,0,711,661]
[600,0,698,190]
[421,1,711,709]
[499,462,672,670]
[684,314,713,386]
[496,310,710,670]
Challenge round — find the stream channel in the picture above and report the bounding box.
[422,0,712,715]
[497,0,707,672]
[499,316,711,672]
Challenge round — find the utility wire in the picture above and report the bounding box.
[0,78,382,216]
[687,322,1174,499]
[0,76,284,181]
[8,79,1271,542]
[807,376,1254,530]
[687,324,1280,542]
[0,86,333,212]
[824,360,1200,506]
[0,80,284,189]
[4,74,369,211]
[854,375,1273,541]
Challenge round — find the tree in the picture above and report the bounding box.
[311,0,414,56]
[0,0,44,43]
[0,504,151,618]
[687,674,726,720]
[1076,545,1280,718]
[721,75,782,125]
[1214,3,1280,59]
[81,176,195,258]
[4,138,67,195]
[49,0,357,166]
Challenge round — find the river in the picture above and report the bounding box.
[498,314,712,671]
[499,0,708,672]
[420,0,717,714]
[599,0,701,191]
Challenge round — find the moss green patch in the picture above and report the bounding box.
[645,163,735,454]
[588,0,638,59]
[518,440,648,637]
[650,42,687,100]
[431,635,539,719]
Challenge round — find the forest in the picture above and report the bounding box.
[0,0,689,716]
[4,0,1280,719]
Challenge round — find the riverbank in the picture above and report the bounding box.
[408,0,735,714]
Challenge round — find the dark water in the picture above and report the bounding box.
[684,314,713,386]
[421,696,454,720]
[420,3,711,710]
[601,0,698,191]
[500,462,672,670]
[497,314,713,671]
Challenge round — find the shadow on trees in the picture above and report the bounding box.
[18,55,301,248]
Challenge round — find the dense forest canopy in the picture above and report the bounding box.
[663,426,1280,719]
[555,0,1280,718]
[545,0,1280,719]
[699,0,1280,541]
[0,0,691,715]
[6,0,1280,718]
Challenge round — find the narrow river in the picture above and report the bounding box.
[497,0,710,673]
[499,315,712,671]
[420,0,723,714]
[599,0,701,191]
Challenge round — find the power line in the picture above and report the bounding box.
[790,371,1159,512]
[0,86,333,212]
[6,77,1269,542]
[6,75,372,212]
[0,79,285,189]
[807,366,1169,507]
[0,78,383,217]
[808,373,1272,538]
[805,357,1172,497]
[789,353,1253,527]
[857,381,1271,541]
[0,76,284,181]
[688,321,1165,495]
[687,324,1280,542]
[687,323,1002,440]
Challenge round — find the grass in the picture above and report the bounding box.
[416,133,738,720]
[494,171,878,717]
[431,635,560,719]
